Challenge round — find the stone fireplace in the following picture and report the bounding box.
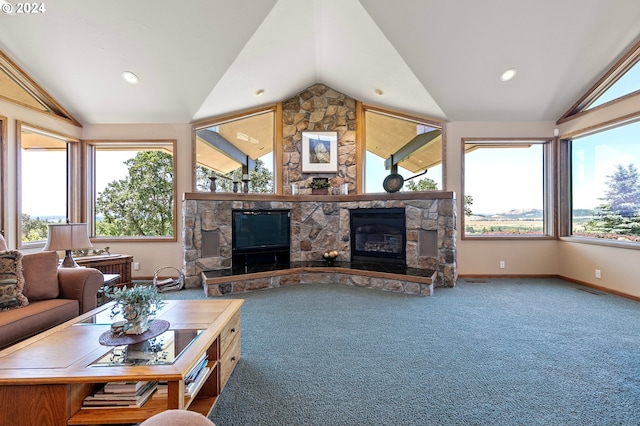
[183,192,457,295]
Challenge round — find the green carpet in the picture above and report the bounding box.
[164,279,640,425]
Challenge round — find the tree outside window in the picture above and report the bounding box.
[90,142,176,239]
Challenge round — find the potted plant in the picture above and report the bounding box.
[100,284,165,335]
[308,178,330,195]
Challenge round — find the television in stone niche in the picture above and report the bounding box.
[232,209,291,252]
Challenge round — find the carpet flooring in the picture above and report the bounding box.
[163,279,640,425]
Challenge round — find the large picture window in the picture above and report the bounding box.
[18,124,78,247]
[568,120,640,243]
[462,139,553,238]
[86,141,177,240]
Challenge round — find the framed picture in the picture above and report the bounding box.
[301,131,338,173]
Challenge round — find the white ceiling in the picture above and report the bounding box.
[0,0,638,125]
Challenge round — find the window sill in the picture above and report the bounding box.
[559,236,640,250]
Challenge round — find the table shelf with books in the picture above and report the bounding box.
[0,299,242,426]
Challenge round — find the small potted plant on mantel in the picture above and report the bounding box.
[308,178,331,195]
[100,284,165,335]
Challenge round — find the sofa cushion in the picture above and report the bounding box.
[0,299,79,348]
[0,250,29,311]
[0,234,7,251]
[22,251,60,301]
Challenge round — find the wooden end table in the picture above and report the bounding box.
[74,254,133,287]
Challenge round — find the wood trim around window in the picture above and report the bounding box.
[557,39,640,124]
[16,121,81,249]
[84,139,178,243]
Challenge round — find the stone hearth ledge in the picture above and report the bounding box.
[202,262,437,296]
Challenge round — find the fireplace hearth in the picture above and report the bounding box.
[350,208,406,265]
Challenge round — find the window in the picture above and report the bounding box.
[559,40,640,121]
[462,139,553,238]
[86,141,177,240]
[568,119,640,243]
[0,50,81,126]
[588,59,640,110]
[194,108,275,193]
[18,124,78,247]
[363,107,443,193]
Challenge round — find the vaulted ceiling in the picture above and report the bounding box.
[0,0,639,125]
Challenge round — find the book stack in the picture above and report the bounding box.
[185,354,209,397]
[82,381,158,409]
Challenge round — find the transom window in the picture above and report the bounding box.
[363,108,443,193]
[194,109,275,193]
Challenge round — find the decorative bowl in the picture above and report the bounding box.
[322,250,338,263]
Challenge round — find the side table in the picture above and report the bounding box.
[74,254,133,287]
[98,273,120,306]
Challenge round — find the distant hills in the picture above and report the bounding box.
[470,208,595,220]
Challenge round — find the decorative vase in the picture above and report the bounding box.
[124,304,150,335]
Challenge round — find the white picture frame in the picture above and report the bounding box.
[301,131,338,173]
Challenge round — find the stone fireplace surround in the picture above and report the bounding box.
[183,191,456,296]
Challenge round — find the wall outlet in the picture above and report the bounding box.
[133,262,140,271]
[499,261,505,269]
[595,269,601,279]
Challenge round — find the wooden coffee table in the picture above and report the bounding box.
[0,299,243,426]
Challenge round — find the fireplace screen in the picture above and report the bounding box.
[350,208,406,265]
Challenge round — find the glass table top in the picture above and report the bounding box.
[88,328,204,367]
[75,304,204,367]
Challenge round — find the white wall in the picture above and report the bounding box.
[445,120,560,276]
[554,93,640,297]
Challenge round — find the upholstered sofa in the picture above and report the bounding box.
[0,236,103,349]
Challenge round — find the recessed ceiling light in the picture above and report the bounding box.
[122,71,139,84]
[500,68,517,82]
[375,88,384,96]
[255,89,264,97]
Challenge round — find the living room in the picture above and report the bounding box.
[1,2,640,425]
[1,1,639,300]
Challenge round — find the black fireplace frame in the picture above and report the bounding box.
[349,207,406,265]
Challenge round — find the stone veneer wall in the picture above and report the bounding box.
[282,84,356,195]
[182,193,457,290]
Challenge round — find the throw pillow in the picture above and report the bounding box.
[22,251,60,301]
[0,250,29,310]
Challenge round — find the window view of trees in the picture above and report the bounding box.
[90,143,176,238]
[95,151,174,237]
[573,162,640,241]
[196,158,273,193]
[571,120,640,242]
[194,109,275,194]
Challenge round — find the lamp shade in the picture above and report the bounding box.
[44,223,93,251]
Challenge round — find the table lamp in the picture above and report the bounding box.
[43,223,93,267]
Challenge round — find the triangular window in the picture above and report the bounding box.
[0,49,80,126]
[559,40,640,122]
[587,58,640,109]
